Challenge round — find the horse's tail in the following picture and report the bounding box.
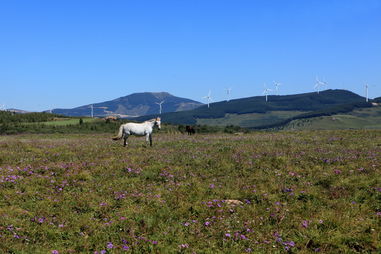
[112,124,124,140]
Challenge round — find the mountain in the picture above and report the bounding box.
[6,108,30,114]
[133,89,368,127]
[52,92,203,117]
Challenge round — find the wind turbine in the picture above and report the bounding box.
[203,90,213,108]
[274,81,281,95]
[89,105,108,118]
[90,105,94,118]
[155,100,165,114]
[225,87,232,102]
[262,84,272,102]
[365,83,369,102]
[315,76,327,94]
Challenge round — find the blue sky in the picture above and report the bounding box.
[1,0,380,111]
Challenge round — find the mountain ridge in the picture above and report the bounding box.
[52,92,203,117]
[133,89,369,127]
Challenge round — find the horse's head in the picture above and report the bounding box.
[155,117,161,130]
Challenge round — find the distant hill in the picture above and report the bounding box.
[277,105,381,130]
[6,108,30,114]
[251,101,374,129]
[52,92,203,117]
[373,96,381,103]
[134,89,367,126]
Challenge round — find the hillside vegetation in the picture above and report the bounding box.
[197,111,307,127]
[280,106,381,130]
[0,111,120,135]
[134,90,367,127]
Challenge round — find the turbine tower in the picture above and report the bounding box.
[90,105,94,118]
[155,100,165,114]
[225,87,232,102]
[315,76,327,94]
[203,90,213,108]
[274,81,281,95]
[365,83,369,102]
[89,105,108,118]
[262,84,272,102]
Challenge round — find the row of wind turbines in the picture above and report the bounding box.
[201,77,372,107]
[202,81,282,106]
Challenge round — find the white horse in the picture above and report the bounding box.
[112,117,161,147]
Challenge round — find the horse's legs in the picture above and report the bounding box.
[149,134,152,147]
[123,135,129,147]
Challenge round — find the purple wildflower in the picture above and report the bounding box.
[51,251,59,254]
[334,169,342,174]
[284,241,295,247]
[302,220,309,228]
[179,243,189,249]
[107,242,114,249]
[283,188,293,193]
[240,234,248,240]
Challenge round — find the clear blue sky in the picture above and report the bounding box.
[1,0,380,111]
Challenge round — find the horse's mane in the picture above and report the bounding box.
[145,117,160,123]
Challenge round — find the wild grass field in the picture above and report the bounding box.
[36,118,98,126]
[0,131,380,253]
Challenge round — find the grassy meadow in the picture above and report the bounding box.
[0,131,380,253]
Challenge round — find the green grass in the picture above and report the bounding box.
[30,118,98,126]
[0,131,380,253]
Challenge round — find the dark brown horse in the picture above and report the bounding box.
[185,125,195,135]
